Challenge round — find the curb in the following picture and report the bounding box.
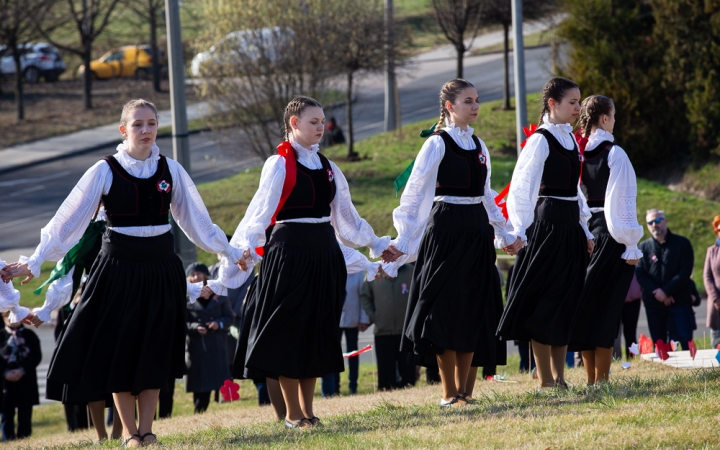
[0,128,210,176]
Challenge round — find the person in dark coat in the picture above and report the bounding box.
[0,313,42,440]
[185,263,234,414]
[635,209,695,349]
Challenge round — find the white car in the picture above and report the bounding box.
[0,42,67,83]
[190,27,291,78]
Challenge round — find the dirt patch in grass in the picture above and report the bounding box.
[0,78,198,149]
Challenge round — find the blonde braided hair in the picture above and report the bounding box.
[282,96,323,141]
[438,79,475,128]
[578,95,614,137]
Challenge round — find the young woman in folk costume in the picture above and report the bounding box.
[4,99,240,447]
[497,77,595,389]
[382,79,513,406]
[225,96,388,428]
[568,95,642,384]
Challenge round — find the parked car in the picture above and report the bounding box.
[78,45,166,80]
[190,27,291,78]
[0,42,66,83]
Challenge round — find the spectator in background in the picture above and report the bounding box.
[322,117,346,148]
[360,264,416,391]
[0,312,41,440]
[613,274,643,359]
[185,263,234,414]
[322,272,369,396]
[635,209,695,349]
[703,214,720,348]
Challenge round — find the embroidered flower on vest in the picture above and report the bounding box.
[478,154,486,164]
[157,180,171,193]
[327,169,334,182]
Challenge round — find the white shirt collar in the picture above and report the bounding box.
[444,122,474,138]
[290,140,320,156]
[586,128,615,151]
[540,113,573,134]
[114,140,161,167]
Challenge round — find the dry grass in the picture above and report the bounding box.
[0,78,197,149]
[9,360,720,449]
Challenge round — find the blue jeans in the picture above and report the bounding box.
[321,327,359,396]
[645,305,695,349]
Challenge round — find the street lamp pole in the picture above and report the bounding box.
[164,0,196,267]
[511,0,527,157]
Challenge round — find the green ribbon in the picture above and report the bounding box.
[34,220,106,295]
[393,122,438,196]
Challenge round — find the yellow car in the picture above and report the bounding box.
[78,45,162,80]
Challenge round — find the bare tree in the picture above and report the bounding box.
[481,0,556,109]
[0,0,51,121]
[327,0,388,159]
[431,0,485,78]
[197,0,336,159]
[128,0,164,92]
[38,0,125,109]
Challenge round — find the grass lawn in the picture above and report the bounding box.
[14,358,720,448]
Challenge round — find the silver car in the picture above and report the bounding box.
[0,42,67,83]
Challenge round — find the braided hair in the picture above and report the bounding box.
[282,96,323,141]
[578,95,614,137]
[538,77,579,125]
[438,79,475,128]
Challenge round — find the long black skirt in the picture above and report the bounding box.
[400,202,501,364]
[497,198,590,345]
[233,222,347,380]
[47,230,186,396]
[569,212,635,351]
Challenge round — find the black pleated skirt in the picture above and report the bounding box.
[400,202,502,364]
[47,230,187,396]
[497,198,590,345]
[233,222,347,380]
[568,212,635,351]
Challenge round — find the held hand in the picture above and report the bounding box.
[200,286,214,299]
[587,239,595,254]
[626,258,639,266]
[664,296,675,306]
[503,237,523,256]
[206,321,219,331]
[6,263,33,285]
[381,245,404,263]
[197,326,207,336]
[653,288,668,303]
[0,268,10,283]
[358,323,369,332]
[237,249,252,271]
[714,299,720,312]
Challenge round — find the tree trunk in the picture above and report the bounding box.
[12,49,24,122]
[150,6,161,92]
[83,40,93,109]
[502,22,511,110]
[456,45,464,79]
[346,70,356,159]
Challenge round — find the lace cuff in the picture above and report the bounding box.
[621,245,643,260]
[369,236,391,259]
[19,255,42,279]
[8,306,30,324]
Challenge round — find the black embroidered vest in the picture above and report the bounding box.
[275,153,337,221]
[101,154,172,228]
[434,131,487,197]
[537,128,580,198]
[581,140,614,208]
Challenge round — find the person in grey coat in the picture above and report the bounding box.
[185,263,234,414]
[360,263,416,391]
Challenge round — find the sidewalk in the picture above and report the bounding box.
[0,102,210,175]
[0,16,561,176]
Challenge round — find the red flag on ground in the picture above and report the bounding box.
[639,334,654,354]
[220,379,240,402]
[343,344,373,358]
[655,340,670,360]
[688,340,698,360]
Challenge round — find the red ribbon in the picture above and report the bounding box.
[255,141,297,257]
